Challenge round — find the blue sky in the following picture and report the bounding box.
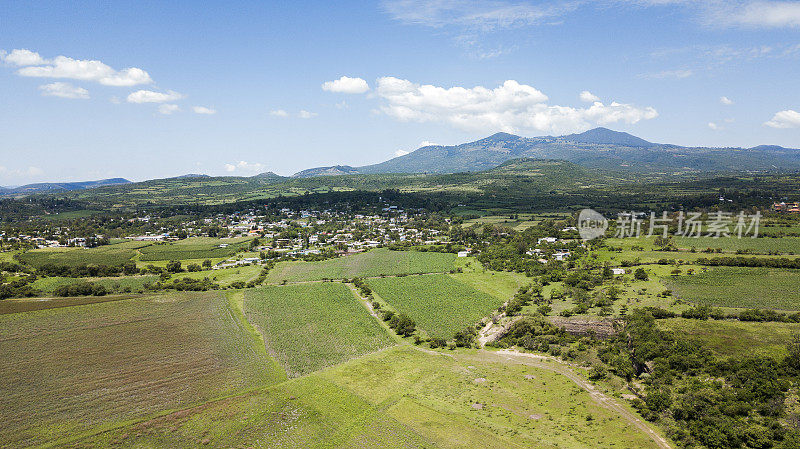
[1,0,799,184]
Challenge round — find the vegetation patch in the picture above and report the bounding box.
[138,237,252,261]
[265,248,456,283]
[18,240,150,268]
[667,266,800,310]
[244,282,395,377]
[368,274,504,339]
[0,291,280,448]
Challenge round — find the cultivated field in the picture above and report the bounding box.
[73,346,664,448]
[368,274,504,339]
[31,274,159,294]
[667,266,800,310]
[0,291,281,447]
[265,248,456,283]
[659,318,800,358]
[245,283,395,377]
[18,240,151,267]
[138,236,252,261]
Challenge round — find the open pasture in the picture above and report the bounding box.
[76,346,664,449]
[168,264,262,287]
[368,274,504,339]
[264,248,456,283]
[18,240,150,268]
[673,236,800,254]
[667,266,800,310]
[245,282,395,377]
[659,318,800,359]
[0,291,278,447]
[137,236,252,261]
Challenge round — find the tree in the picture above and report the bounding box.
[166,260,182,273]
[202,259,212,269]
[187,263,201,272]
[634,268,648,281]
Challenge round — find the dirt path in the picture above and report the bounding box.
[480,349,672,449]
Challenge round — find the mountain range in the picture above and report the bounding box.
[0,178,131,197]
[293,127,800,177]
[3,128,799,198]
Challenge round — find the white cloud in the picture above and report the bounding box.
[3,49,46,66]
[298,110,318,119]
[580,91,600,102]
[158,104,180,115]
[641,69,693,79]
[270,109,289,117]
[3,50,153,86]
[765,109,800,128]
[38,82,89,99]
[395,140,438,157]
[716,1,800,28]
[126,90,184,104]
[395,149,410,157]
[720,96,734,105]
[707,122,722,130]
[383,0,578,30]
[0,165,45,179]
[373,77,657,134]
[322,76,370,94]
[335,101,349,110]
[193,106,217,114]
[224,161,266,174]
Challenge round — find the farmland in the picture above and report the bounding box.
[265,248,456,283]
[667,266,800,310]
[31,274,159,294]
[368,274,505,339]
[71,346,664,449]
[0,291,281,448]
[138,236,252,261]
[18,240,151,268]
[244,282,396,377]
[659,318,800,358]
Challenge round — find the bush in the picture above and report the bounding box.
[634,268,648,281]
[53,281,107,297]
[165,260,182,273]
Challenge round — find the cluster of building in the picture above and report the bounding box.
[773,202,800,213]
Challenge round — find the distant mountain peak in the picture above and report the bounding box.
[564,127,655,147]
[292,165,360,178]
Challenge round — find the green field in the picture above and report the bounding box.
[245,283,395,377]
[0,291,282,448]
[138,237,252,261]
[673,236,800,254]
[72,346,663,449]
[168,264,262,287]
[18,240,151,267]
[667,266,800,310]
[265,248,456,283]
[368,274,505,339]
[31,274,159,294]
[659,318,800,358]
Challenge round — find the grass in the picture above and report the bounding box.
[167,264,263,287]
[673,236,800,254]
[18,240,151,268]
[265,248,456,283]
[368,274,505,339]
[72,346,664,448]
[667,266,800,310]
[659,318,800,359]
[138,237,252,262]
[0,291,282,448]
[450,269,530,302]
[244,283,395,377]
[31,274,159,294]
